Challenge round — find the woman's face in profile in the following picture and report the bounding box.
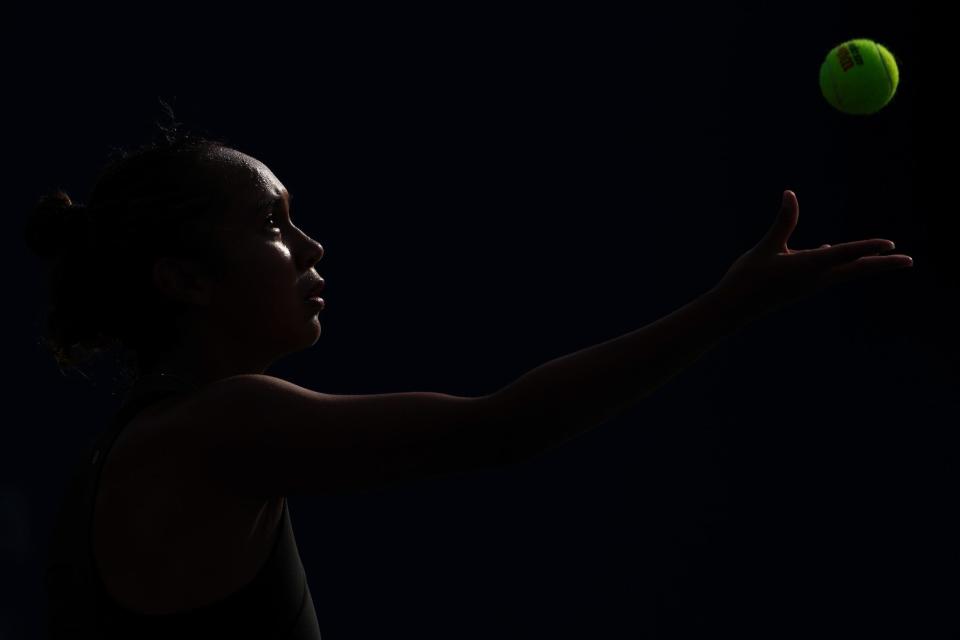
[199,148,326,356]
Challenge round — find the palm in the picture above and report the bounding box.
[715,191,913,316]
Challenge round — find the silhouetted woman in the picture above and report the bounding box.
[29,113,913,639]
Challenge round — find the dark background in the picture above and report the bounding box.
[5,4,953,638]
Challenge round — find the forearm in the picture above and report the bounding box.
[489,286,755,464]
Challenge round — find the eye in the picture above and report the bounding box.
[265,212,282,234]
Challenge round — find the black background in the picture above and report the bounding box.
[5,4,954,638]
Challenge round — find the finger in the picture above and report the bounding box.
[823,254,913,285]
[801,239,897,267]
[793,243,831,253]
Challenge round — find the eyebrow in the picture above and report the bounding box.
[256,191,293,214]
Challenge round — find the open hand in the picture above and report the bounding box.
[713,190,914,318]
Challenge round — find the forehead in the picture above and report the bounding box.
[205,147,287,207]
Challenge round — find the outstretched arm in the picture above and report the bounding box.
[489,190,914,463]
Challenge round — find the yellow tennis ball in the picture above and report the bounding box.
[819,38,900,115]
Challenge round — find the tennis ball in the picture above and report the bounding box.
[819,38,900,115]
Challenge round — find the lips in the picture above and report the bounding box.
[304,278,325,299]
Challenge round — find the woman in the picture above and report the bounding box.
[32,119,327,638]
[29,117,913,639]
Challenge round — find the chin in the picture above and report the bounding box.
[305,316,322,343]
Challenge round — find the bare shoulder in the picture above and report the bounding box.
[162,374,509,499]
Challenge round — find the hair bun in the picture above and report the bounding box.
[24,190,91,260]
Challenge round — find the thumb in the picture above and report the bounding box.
[763,190,797,248]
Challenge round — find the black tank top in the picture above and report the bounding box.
[43,373,322,639]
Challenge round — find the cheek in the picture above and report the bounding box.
[219,249,298,311]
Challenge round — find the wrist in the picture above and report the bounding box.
[705,284,768,330]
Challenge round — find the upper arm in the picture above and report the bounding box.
[181,374,513,499]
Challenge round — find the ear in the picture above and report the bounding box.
[152,256,215,307]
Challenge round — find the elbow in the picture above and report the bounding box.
[476,392,540,470]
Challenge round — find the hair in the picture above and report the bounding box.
[23,101,240,394]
